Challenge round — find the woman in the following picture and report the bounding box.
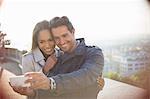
[22,20,58,74]
[11,20,59,98]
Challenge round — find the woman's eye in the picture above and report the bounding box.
[40,41,43,43]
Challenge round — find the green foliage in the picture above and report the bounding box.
[128,70,148,89]
[105,70,148,89]
[107,72,120,80]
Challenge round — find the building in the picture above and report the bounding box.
[103,36,150,77]
[113,49,150,77]
[0,32,22,75]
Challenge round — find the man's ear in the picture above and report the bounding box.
[72,29,75,34]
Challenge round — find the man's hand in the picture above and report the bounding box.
[43,53,57,74]
[25,72,50,90]
[97,76,105,90]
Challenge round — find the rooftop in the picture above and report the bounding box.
[98,78,148,99]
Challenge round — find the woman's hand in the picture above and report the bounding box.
[43,53,57,74]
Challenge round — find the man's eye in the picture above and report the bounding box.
[63,34,67,37]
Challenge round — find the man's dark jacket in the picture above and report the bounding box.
[36,38,104,99]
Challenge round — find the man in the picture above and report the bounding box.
[23,16,104,99]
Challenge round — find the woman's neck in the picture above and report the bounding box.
[40,49,55,61]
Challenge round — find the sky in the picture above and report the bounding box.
[0,0,150,51]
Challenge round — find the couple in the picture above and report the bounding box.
[11,16,104,99]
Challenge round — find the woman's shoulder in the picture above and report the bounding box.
[22,51,33,59]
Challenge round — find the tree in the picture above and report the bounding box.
[107,72,120,80]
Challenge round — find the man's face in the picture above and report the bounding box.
[51,25,76,53]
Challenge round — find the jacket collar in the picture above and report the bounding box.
[74,38,86,55]
[32,47,61,63]
[32,47,45,63]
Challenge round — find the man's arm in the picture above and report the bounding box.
[52,47,104,95]
[24,47,104,96]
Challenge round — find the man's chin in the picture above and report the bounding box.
[60,48,68,52]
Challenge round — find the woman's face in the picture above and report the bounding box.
[38,29,55,55]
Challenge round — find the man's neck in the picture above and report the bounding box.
[67,40,79,53]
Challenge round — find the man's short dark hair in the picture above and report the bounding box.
[49,16,74,33]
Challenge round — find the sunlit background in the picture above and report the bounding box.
[0,0,150,51]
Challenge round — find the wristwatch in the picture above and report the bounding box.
[49,77,56,90]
